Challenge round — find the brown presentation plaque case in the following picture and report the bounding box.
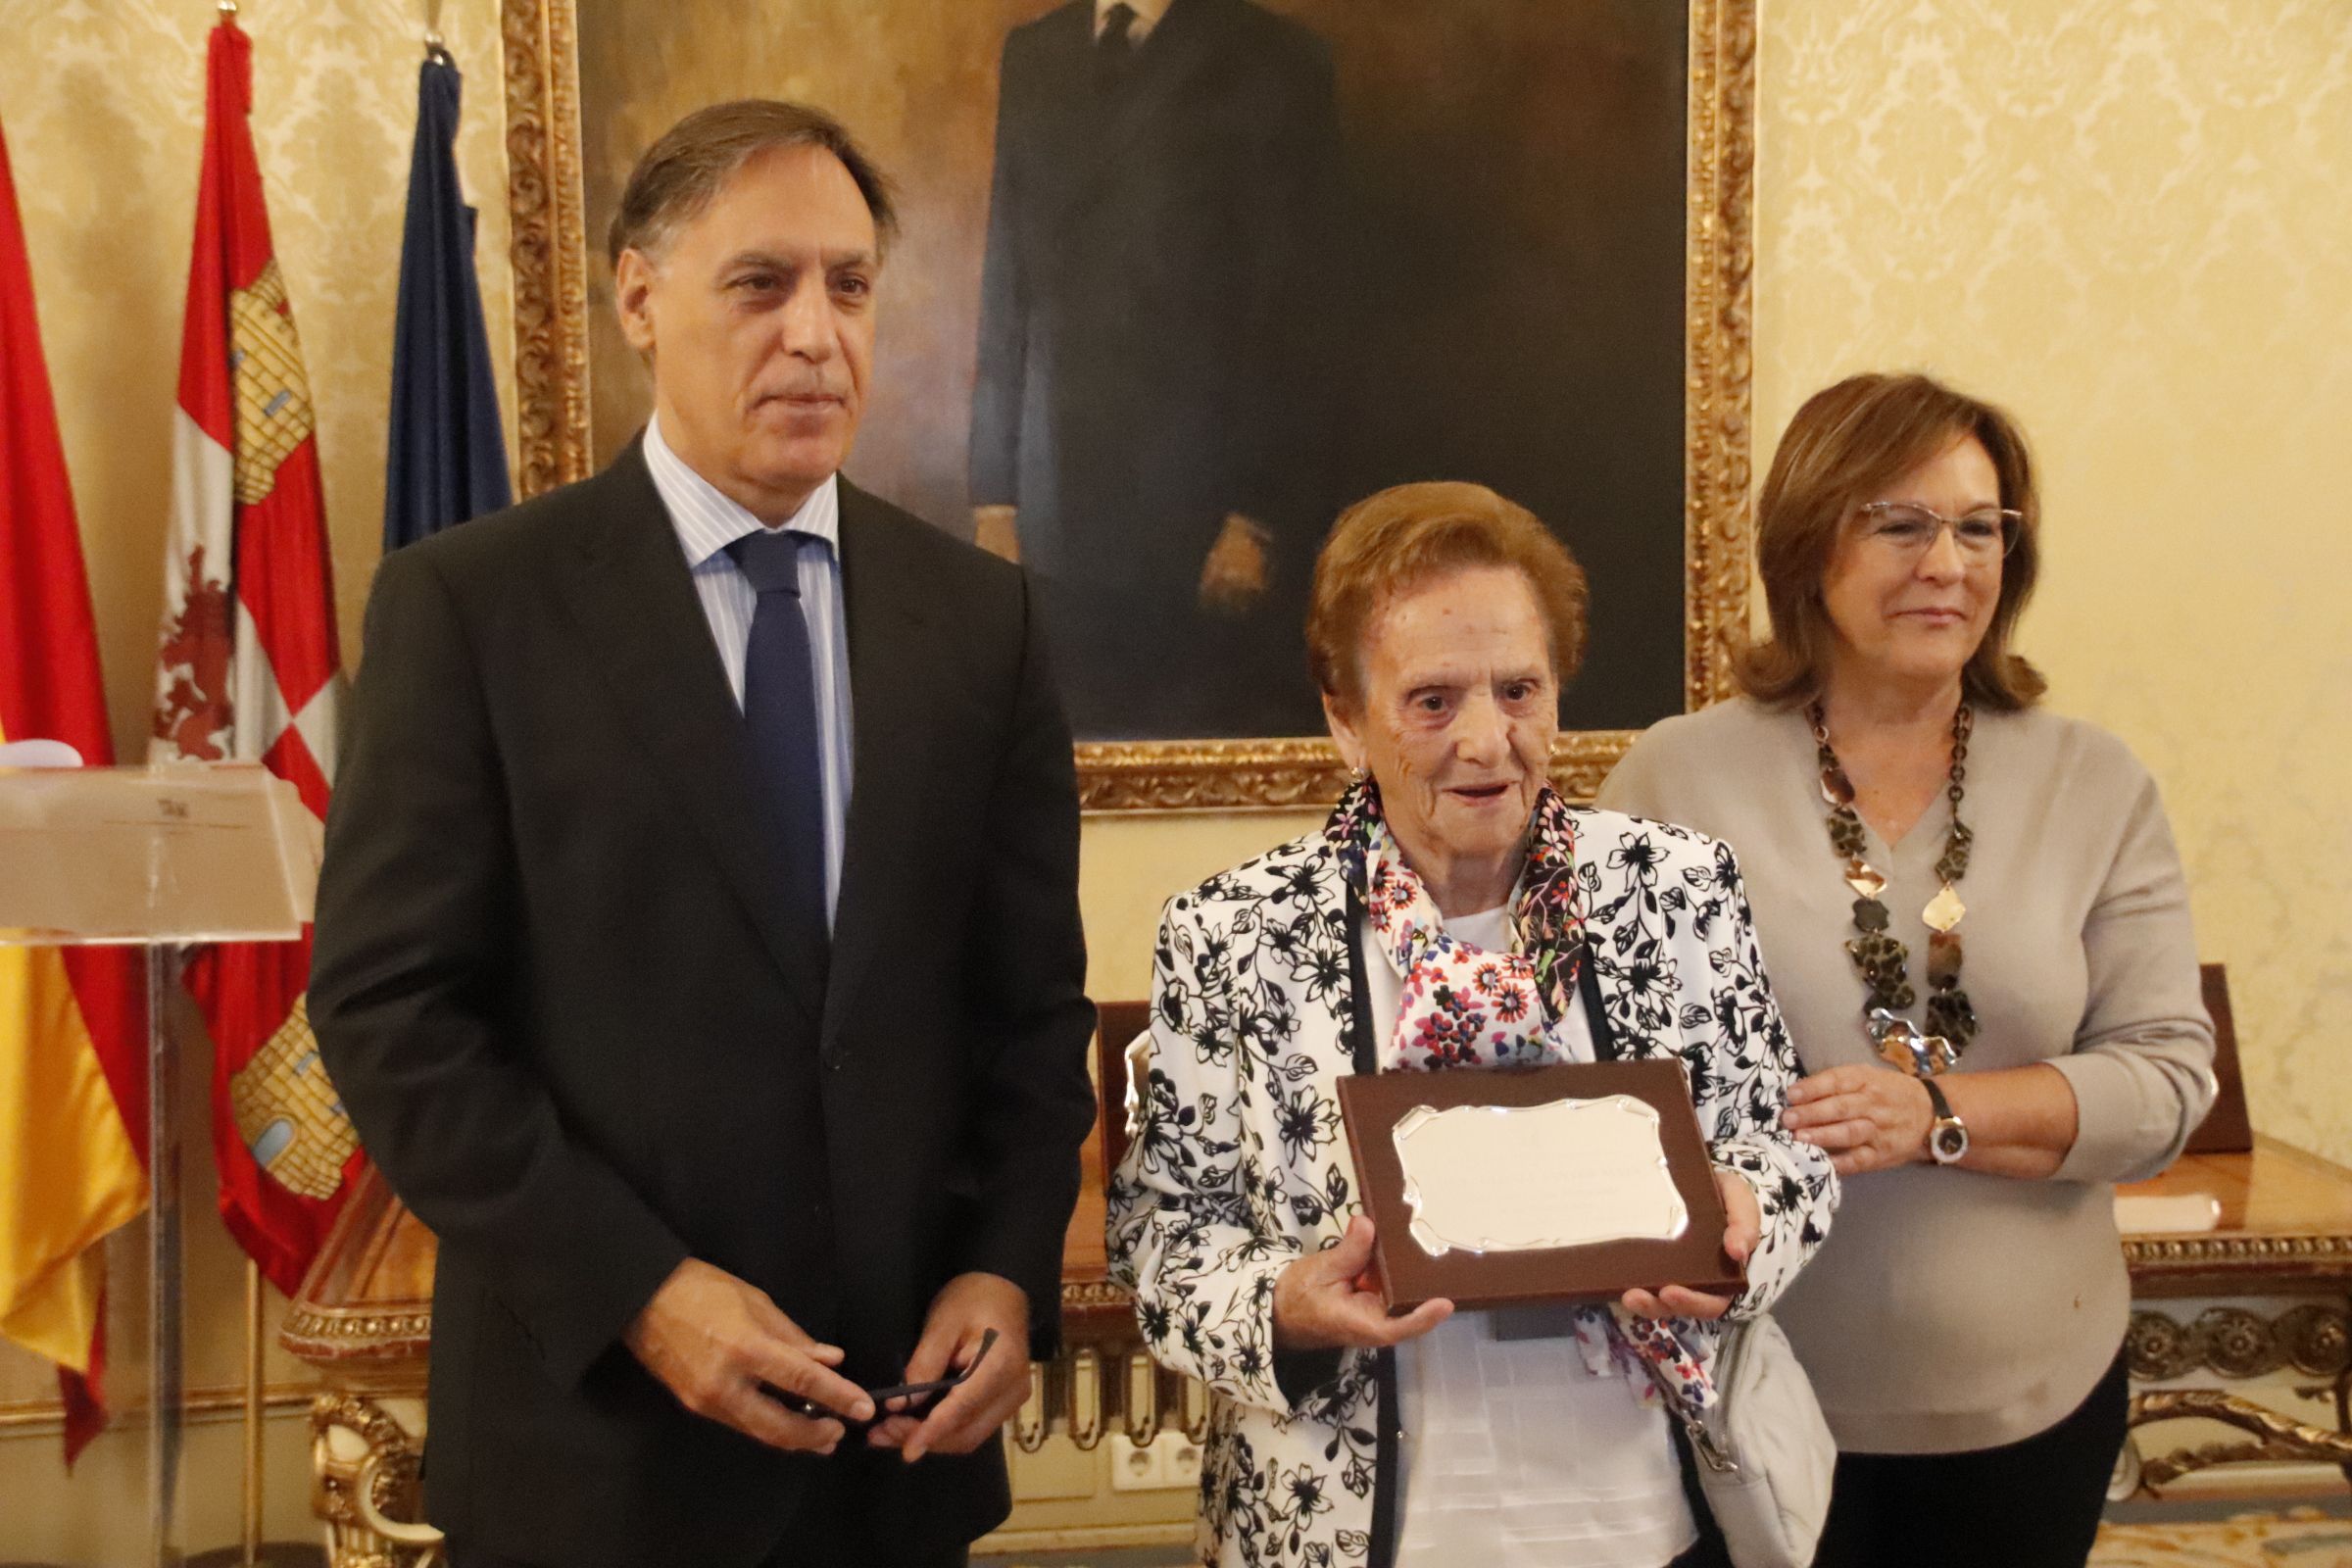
[1337,1058,1743,1312]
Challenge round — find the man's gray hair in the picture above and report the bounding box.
[607,99,900,270]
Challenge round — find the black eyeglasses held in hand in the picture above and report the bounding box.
[766,1327,1002,1432]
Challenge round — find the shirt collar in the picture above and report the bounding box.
[643,412,840,570]
[1096,0,1171,41]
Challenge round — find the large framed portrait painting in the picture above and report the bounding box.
[497,0,1756,808]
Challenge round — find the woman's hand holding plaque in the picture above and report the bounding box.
[1272,1216,1454,1350]
[1619,1168,1760,1323]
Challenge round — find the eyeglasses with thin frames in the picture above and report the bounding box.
[1854,501,2022,564]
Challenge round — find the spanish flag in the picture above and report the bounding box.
[0,117,149,1464]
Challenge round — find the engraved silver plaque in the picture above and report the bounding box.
[1393,1094,1691,1257]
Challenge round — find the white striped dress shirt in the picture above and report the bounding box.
[642,415,854,926]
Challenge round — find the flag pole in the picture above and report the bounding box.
[243,1257,265,1564]
[147,947,182,1568]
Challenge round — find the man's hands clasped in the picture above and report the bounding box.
[630,1263,1033,1463]
[864,1272,1032,1461]
[625,1258,872,1456]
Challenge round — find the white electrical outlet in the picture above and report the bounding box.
[1107,1433,1162,1492]
[1108,1430,1203,1492]
[1160,1431,1203,1493]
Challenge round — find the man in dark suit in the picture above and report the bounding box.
[969,0,1341,738]
[311,101,1096,1568]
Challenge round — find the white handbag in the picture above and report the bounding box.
[1664,1315,1836,1568]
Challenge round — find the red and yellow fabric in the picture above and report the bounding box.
[150,18,355,1298]
[0,115,148,1464]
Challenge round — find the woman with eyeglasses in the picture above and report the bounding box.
[1600,372,2215,1568]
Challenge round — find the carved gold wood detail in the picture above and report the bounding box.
[1064,1347,1104,1450]
[1057,1278,1132,1313]
[1121,1352,1161,1447]
[497,3,1755,811]
[1013,1361,1051,1453]
[1682,0,1756,710]
[501,0,592,496]
[1180,1374,1212,1446]
[1011,1350,1212,1454]
[2127,1388,2352,1493]
[2128,1305,2352,1383]
[311,1392,445,1568]
[281,1305,436,1361]
[2125,1233,2352,1283]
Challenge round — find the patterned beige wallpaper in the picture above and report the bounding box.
[0,0,514,1547]
[1752,0,2352,1165]
[0,0,515,767]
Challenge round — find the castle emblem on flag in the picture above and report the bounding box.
[227,259,316,506]
[228,994,358,1200]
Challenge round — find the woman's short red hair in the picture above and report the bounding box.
[1306,481,1589,709]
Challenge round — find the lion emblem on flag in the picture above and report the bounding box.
[152,542,235,761]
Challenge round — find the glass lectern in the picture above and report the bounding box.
[0,761,320,1566]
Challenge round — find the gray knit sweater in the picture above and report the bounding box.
[1601,696,2214,1452]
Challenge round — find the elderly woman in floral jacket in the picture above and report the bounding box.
[1107,483,1838,1568]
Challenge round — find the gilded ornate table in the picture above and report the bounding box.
[2116,1136,2352,1498]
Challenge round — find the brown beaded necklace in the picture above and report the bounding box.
[1806,700,1978,1077]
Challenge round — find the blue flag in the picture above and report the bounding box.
[384,49,511,551]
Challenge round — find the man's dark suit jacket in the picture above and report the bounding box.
[969,0,1340,603]
[309,447,1097,1568]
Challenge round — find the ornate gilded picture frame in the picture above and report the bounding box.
[497,0,1754,811]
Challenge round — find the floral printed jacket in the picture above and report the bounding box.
[1105,809,1839,1567]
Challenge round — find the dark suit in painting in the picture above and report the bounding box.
[309,450,1095,1568]
[971,0,1341,737]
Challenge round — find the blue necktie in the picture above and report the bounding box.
[726,528,829,948]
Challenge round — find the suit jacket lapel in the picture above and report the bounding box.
[557,444,826,1029]
[1037,0,1096,87]
[819,480,934,1049]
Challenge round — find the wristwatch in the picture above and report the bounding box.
[1921,1078,1969,1165]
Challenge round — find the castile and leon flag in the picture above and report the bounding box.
[149,15,358,1298]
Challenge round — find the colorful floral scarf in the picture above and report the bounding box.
[1325,775,1719,1416]
[1327,774,1586,1070]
